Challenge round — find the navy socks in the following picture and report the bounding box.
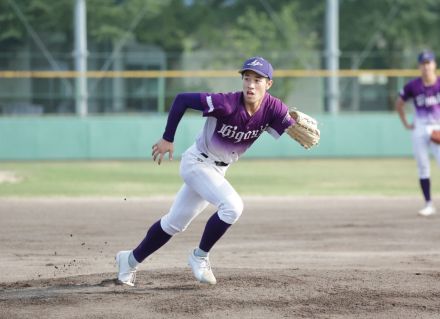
[132,220,172,263]
[131,212,233,263]
[199,212,232,253]
[420,178,431,202]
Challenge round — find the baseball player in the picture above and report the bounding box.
[396,50,440,216]
[116,56,319,286]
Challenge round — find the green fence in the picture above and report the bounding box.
[0,113,412,160]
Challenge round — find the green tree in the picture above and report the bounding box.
[87,0,171,45]
[340,0,440,69]
[175,0,322,99]
[339,0,440,110]
[0,0,73,51]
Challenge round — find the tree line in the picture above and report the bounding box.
[1,0,440,70]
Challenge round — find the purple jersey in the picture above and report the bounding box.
[197,91,294,163]
[400,77,440,122]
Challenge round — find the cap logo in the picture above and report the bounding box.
[247,59,263,67]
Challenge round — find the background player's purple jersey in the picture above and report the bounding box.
[197,91,294,163]
[400,77,440,122]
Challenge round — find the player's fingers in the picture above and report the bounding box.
[152,144,158,156]
[158,153,164,165]
[169,149,174,161]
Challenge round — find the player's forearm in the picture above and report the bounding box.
[395,99,409,127]
[162,93,204,142]
[398,112,410,127]
[396,106,406,124]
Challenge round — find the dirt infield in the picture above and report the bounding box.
[0,197,439,318]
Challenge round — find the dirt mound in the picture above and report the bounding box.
[1,268,439,318]
[1,197,439,318]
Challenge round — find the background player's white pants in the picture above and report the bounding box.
[161,144,243,236]
[412,123,440,179]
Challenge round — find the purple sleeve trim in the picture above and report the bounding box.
[162,93,204,142]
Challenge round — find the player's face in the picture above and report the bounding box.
[419,60,436,78]
[242,71,273,106]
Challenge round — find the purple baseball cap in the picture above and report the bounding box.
[239,56,273,80]
[418,50,435,63]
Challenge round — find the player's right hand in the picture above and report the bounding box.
[152,138,174,165]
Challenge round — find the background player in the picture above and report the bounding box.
[396,50,440,216]
[116,56,308,286]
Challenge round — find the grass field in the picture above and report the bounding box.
[1,158,438,197]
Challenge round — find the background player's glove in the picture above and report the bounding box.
[285,109,320,149]
[431,130,440,144]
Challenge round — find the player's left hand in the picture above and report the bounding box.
[152,138,174,165]
[285,109,320,149]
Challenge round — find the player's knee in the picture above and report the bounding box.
[418,167,430,179]
[160,215,188,236]
[218,197,244,224]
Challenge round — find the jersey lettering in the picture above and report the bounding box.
[415,93,440,107]
[217,123,268,143]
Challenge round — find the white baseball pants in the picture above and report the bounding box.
[412,123,440,178]
[160,144,243,236]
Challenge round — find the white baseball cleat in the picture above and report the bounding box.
[418,204,436,217]
[188,250,217,285]
[116,250,137,286]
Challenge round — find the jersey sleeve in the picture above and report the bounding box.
[199,92,236,118]
[399,81,413,101]
[266,100,295,139]
[162,93,204,142]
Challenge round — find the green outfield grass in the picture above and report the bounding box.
[0,158,438,197]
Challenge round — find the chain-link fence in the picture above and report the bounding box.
[0,50,422,116]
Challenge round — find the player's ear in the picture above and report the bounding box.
[266,79,273,90]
